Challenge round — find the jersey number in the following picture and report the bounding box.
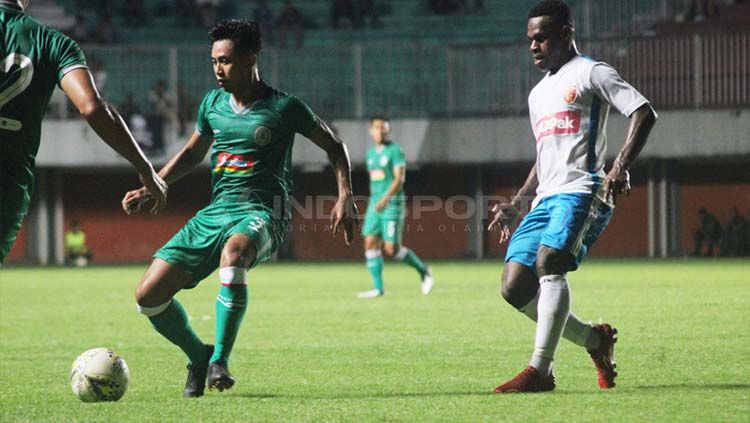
[0,53,34,131]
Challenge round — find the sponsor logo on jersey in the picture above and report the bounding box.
[564,85,578,103]
[254,126,272,146]
[535,110,581,141]
[370,169,385,181]
[214,152,255,174]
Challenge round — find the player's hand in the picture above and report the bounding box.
[136,167,168,214]
[375,197,389,212]
[603,164,630,205]
[487,202,520,244]
[331,194,359,245]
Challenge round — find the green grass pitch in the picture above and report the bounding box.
[1,260,748,422]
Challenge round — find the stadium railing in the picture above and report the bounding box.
[48,31,749,121]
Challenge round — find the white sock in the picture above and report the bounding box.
[519,292,599,351]
[529,274,570,376]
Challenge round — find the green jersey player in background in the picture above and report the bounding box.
[0,0,167,265]
[357,116,433,299]
[121,19,358,398]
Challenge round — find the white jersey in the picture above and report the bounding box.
[528,54,649,206]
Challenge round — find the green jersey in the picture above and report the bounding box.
[0,3,86,185]
[366,141,406,210]
[195,85,318,210]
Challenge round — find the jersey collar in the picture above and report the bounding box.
[228,95,252,115]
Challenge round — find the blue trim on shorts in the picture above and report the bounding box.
[504,193,613,272]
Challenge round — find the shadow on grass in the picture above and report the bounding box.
[631,383,750,391]
[235,390,492,400]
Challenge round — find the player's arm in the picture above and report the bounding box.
[376,165,405,211]
[603,103,657,204]
[588,63,658,205]
[307,119,359,245]
[488,164,538,243]
[121,131,213,214]
[60,68,167,213]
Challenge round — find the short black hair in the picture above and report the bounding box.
[209,19,262,54]
[528,0,574,27]
[370,115,389,123]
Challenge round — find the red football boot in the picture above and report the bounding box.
[493,366,555,394]
[588,323,618,389]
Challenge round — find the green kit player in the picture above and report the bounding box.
[358,116,433,299]
[0,0,166,266]
[121,19,358,398]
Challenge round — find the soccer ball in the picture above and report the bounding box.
[70,348,130,402]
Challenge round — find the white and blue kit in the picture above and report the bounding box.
[506,54,650,270]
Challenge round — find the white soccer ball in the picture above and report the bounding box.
[70,348,130,402]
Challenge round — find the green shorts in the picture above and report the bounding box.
[361,205,404,244]
[0,171,33,265]
[154,201,286,288]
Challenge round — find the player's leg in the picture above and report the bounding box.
[208,210,283,391]
[502,261,601,350]
[533,194,617,388]
[359,234,385,298]
[0,177,32,266]
[207,233,257,391]
[360,207,385,297]
[135,259,213,397]
[383,216,433,294]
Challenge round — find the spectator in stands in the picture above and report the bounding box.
[693,207,722,256]
[196,0,221,28]
[684,0,720,21]
[93,13,118,44]
[123,0,148,27]
[721,207,749,256]
[147,80,175,154]
[253,0,275,45]
[332,0,354,29]
[428,0,461,15]
[91,60,108,96]
[121,93,155,152]
[70,14,89,42]
[277,0,305,48]
[177,83,196,137]
[65,220,92,267]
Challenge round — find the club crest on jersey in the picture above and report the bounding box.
[379,156,389,167]
[564,85,578,103]
[535,110,581,141]
[254,126,272,146]
[214,152,254,174]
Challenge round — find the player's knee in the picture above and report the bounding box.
[501,265,538,309]
[222,236,257,268]
[364,236,380,251]
[536,247,571,276]
[382,244,398,258]
[134,282,171,316]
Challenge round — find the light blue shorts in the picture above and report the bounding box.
[505,193,613,272]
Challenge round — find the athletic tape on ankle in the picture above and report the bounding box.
[394,246,409,261]
[137,299,172,317]
[365,249,382,259]
[219,266,247,286]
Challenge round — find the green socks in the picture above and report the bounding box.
[147,299,208,365]
[365,249,385,293]
[211,284,248,366]
[395,246,428,276]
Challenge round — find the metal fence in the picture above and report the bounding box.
[50,31,748,120]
